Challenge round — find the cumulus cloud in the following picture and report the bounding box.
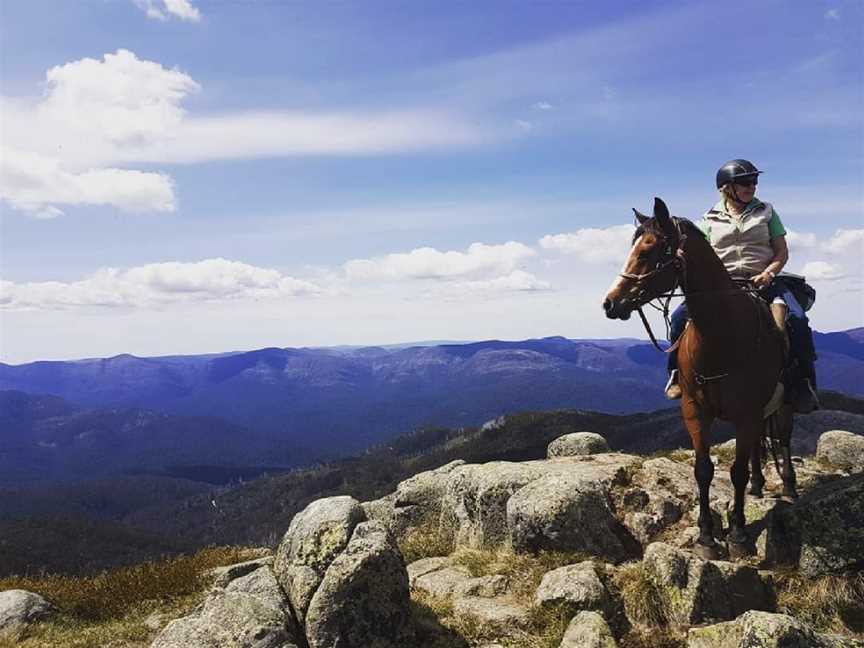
[532,101,553,110]
[1,49,492,217]
[1,148,176,217]
[1,259,322,310]
[133,0,201,22]
[800,261,846,281]
[424,270,550,299]
[784,228,818,252]
[344,242,536,281]
[539,224,635,263]
[821,228,864,255]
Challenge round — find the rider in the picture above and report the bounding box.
[664,159,820,413]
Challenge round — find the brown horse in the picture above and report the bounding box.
[602,197,796,559]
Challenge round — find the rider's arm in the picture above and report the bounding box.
[753,208,788,287]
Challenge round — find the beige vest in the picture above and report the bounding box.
[701,200,776,278]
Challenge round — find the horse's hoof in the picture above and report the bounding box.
[728,540,756,559]
[781,488,799,501]
[749,487,763,498]
[694,541,722,560]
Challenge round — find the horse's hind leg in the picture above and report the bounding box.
[749,438,765,498]
[776,406,798,499]
[684,407,720,559]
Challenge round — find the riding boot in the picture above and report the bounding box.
[788,318,819,413]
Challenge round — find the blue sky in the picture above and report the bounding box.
[1,0,862,363]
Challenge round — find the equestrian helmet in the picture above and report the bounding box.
[716,159,762,188]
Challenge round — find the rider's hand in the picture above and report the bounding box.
[751,271,773,288]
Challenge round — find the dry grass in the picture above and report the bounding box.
[647,448,693,465]
[0,546,262,648]
[776,571,864,636]
[398,515,455,564]
[609,560,667,628]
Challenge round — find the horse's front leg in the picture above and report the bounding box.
[683,406,719,559]
[728,420,759,557]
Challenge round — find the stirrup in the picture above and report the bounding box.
[664,370,682,400]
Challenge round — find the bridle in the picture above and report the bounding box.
[619,218,688,352]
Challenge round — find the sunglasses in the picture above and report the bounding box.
[733,177,758,187]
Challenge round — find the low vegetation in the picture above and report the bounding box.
[0,546,260,648]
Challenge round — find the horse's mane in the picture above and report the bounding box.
[632,216,702,244]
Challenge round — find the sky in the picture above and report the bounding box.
[1,0,862,364]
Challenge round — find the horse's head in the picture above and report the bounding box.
[602,197,683,320]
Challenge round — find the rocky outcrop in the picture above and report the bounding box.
[642,542,775,625]
[559,611,617,648]
[534,561,610,615]
[390,459,466,535]
[763,472,864,575]
[273,495,365,625]
[547,432,611,457]
[304,520,415,648]
[816,429,864,473]
[151,564,295,648]
[687,610,864,648]
[0,590,56,640]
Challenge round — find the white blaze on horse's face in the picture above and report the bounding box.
[602,229,664,320]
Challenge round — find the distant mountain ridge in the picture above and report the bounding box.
[1,329,861,469]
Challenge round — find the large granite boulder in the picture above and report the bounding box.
[642,543,774,625]
[391,459,466,535]
[534,561,609,615]
[0,590,56,640]
[273,495,365,624]
[547,432,611,457]
[687,610,863,648]
[507,472,640,562]
[304,520,415,648]
[440,462,544,548]
[559,611,617,648]
[816,430,864,473]
[763,473,864,575]
[151,565,295,648]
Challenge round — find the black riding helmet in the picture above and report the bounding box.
[716,159,762,189]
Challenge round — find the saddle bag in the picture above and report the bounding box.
[777,273,816,312]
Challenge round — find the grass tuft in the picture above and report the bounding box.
[776,571,864,635]
[398,516,454,564]
[610,560,667,628]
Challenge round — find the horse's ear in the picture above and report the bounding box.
[653,197,675,236]
[632,208,649,224]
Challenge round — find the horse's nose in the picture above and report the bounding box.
[602,298,614,313]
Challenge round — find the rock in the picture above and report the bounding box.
[547,432,611,457]
[441,462,544,548]
[534,561,608,614]
[687,610,863,648]
[361,492,396,529]
[507,472,640,562]
[0,590,56,639]
[304,520,415,648]
[413,566,473,598]
[452,596,530,634]
[392,459,466,536]
[151,575,294,648]
[208,556,274,589]
[642,543,774,625]
[559,611,617,648]
[792,410,864,455]
[273,495,365,624]
[407,556,450,585]
[459,575,509,598]
[816,430,864,473]
[763,473,864,575]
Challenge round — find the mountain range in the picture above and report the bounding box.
[1,329,862,487]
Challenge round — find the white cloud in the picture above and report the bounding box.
[821,229,864,255]
[532,102,553,111]
[1,259,323,311]
[344,242,536,281]
[425,270,550,299]
[133,0,201,22]
[515,119,534,132]
[784,228,818,252]
[1,49,494,217]
[539,224,635,263]
[825,8,840,20]
[1,148,176,216]
[800,261,846,281]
